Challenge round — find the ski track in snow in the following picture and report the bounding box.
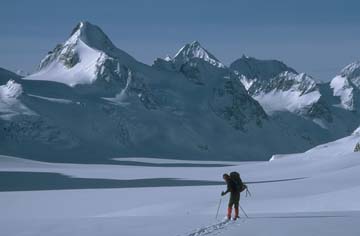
[182,219,235,236]
[183,212,353,236]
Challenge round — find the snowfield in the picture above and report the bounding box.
[330,75,354,110]
[253,88,321,115]
[0,80,36,120]
[251,72,321,115]
[1,130,360,236]
[25,39,102,86]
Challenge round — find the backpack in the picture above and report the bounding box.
[230,171,247,193]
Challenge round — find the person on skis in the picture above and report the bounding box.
[221,173,241,220]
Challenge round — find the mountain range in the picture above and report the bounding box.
[0,21,359,162]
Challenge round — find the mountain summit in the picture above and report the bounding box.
[230,56,297,81]
[229,56,332,121]
[67,21,116,52]
[171,41,225,69]
[153,41,227,85]
[25,21,136,87]
[330,61,360,110]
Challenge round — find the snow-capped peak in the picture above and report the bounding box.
[172,41,225,68]
[330,61,360,111]
[34,20,118,73]
[230,56,326,117]
[340,61,360,81]
[67,21,117,52]
[24,21,136,87]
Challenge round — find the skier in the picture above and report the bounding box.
[221,173,241,220]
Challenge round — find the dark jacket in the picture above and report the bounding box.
[224,179,237,194]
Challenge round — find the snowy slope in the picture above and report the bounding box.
[25,21,137,87]
[0,80,36,120]
[25,22,103,86]
[1,128,360,236]
[251,72,321,114]
[230,57,323,114]
[171,41,225,69]
[229,56,354,129]
[330,61,360,111]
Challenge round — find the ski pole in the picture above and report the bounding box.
[239,205,249,218]
[246,188,252,197]
[215,197,222,219]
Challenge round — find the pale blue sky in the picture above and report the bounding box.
[1,0,360,80]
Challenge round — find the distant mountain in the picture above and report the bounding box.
[153,41,268,129]
[153,41,226,84]
[230,56,330,119]
[330,61,360,111]
[25,21,139,92]
[0,21,359,163]
[230,55,297,81]
[229,55,360,132]
[170,40,225,69]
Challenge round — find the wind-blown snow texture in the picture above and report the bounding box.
[0,21,359,162]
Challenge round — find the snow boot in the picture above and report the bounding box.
[227,207,232,220]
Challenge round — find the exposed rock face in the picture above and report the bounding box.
[230,55,297,81]
[354,143,360,152]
